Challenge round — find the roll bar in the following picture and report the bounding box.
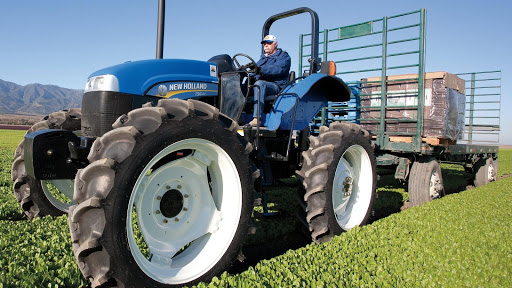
[261,7,320,74]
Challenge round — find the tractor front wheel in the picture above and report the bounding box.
[11,109,81,218]
[69,99,255,287]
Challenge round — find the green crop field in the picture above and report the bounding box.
[0,128,511,287]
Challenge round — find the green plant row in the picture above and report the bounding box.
[0,215,87,287]
[193,177,512,288]
[0,147,25,221]
[2,181,510,287]
[0,127,511,287]
[0,129,25,148]
[0,131,87,287]
[497,149,512,177]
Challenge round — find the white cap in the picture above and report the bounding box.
[261,35,277,44]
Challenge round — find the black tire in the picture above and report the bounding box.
[474,157,497,187]
[69,99,255,287]
[408,156,444,207]
[296,122,376,244]
[11,109,81,218]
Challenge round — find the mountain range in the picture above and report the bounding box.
[0,79,82,115]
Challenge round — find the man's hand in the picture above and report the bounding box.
[242,62,260,74]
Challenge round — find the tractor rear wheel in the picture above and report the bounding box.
[297,122,376,243]
[11,109,81,218]
[408,156,444,207]
[69,99,255,287]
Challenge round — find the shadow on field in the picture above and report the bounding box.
[370,188,406,222]
[229,164,476,274]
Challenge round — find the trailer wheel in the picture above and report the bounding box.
[69,99,254,287]
[11,109,81,218]
[408,156,444,207]
[297,122,376,244]
[474,157,497,187]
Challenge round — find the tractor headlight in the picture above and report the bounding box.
[84,75,119,92]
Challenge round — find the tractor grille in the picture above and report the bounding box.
[81,91,133,137]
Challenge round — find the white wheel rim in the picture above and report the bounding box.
[429,170,442,199]
[41,179,74,212]
[127,138,242,284]
[487,163,496,182]
[332,144,373,230]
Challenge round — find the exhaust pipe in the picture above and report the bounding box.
[156,0,165,59]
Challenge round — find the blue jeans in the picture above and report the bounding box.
[253,80,279,118]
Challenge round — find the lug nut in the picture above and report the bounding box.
[157,196,162,200]
[166,185,171,190]
[156,210,161,214]
[66,158,72,164]
[184,194,189,198]
[174,218,179,222]
[183,207,188,211]
[163,219,168,223]
[47,150,53,156]
[177,185,182,189]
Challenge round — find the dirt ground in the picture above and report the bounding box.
[0,114,41,126]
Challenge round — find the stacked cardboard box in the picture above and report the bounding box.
[360,72,466,141]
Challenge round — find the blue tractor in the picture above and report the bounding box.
[11,3,376,287]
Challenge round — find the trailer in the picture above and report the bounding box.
[298,9,500,206]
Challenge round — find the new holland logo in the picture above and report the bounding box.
[157,84,168,97]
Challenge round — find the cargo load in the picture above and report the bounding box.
[360,72,466,141]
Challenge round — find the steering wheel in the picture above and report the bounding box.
[232,53,259,74]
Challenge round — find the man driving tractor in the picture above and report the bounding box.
[249,34,291,127]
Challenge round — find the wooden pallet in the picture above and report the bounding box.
[372,136,456,146]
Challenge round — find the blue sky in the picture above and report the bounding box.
[1,0,510,144]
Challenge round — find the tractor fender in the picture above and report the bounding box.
[266,73,351,131]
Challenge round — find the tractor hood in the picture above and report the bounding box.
[87,59,219,95]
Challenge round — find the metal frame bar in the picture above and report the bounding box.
[458,71,501,144]
[379,16,388,147]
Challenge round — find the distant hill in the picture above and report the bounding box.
[0,79,82,116]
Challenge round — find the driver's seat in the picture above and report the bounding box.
[261,71,296,103]
[244,71,296,116]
